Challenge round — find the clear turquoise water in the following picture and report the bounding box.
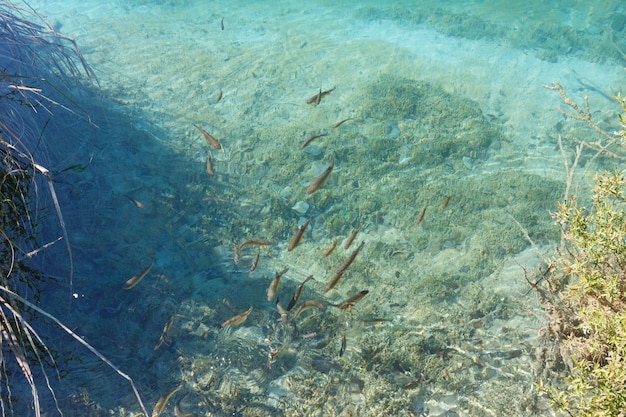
[9,0,626,415]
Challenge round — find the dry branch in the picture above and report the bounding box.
[543,82,614,142]
[0,287,149,416]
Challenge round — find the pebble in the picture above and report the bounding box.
[291,200,309,215]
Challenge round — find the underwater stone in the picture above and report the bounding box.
[303,144,323,157]
[383,121,400,138]
[291,200,309,215]
[311,355,341,374]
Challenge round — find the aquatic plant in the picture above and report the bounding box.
[530,86,626,416]
[353,4,625,63]
[0,2,147,416]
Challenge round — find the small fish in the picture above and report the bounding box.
[276,298,289,325]
[306,89,321,104]
[220,17,224,31]
[249,252,260,273]
[339,334,347,357]
[293,299,327,319]
[442,196,451,210]
[322,241,365,293]
[268,341,289,369]
[216,90,223,103]
[323,239,338,258]
[221,306,253,328]
[154,314,185,351]
[155,318,174,351]
[59,162,91,173]
[123,260,154,290]
[239,238,272,251]
[332,289,369,311]
[387,98,398,109]
[152,385,182,417]
[286,275,314,311]
[344,226,362,250]
[174,394,197,417]
[300,133,328,150]
[306,87,335,105]
[267,267,289,302]
[331,118,351,129]
[307,159,334,195]
[125,195,145,209]
[288,217,312,252]
[194,125,222,150]
[206,152,215,175]
[415,205,427,225]
[153,332,171,351]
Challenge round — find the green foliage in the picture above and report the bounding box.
[542,97,626,416]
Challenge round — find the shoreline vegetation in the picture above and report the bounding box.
[0,3,147,416]
[529,86,626,416]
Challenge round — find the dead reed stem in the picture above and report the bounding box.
[0,286,149,417]
[558,134,583,205]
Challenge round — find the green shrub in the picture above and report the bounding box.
[537,91,626,416]
[550,170,626,416]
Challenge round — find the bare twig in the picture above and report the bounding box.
[20,236,62,260]
[0,230,15,279]
[0,298,63,417]
[36,165,74,295]
[0,309,40,417]
[0,287,149,417]
[543,82,616,143]
[558,134,583,204]
[0,140,74,294]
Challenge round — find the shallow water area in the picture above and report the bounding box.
[20,0,626,416]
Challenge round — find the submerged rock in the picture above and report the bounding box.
[291,200,309,215]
